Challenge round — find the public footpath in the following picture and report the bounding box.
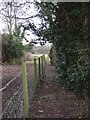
[29,62,89,118]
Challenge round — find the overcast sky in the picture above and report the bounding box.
[0,0,53,47]
[0,0,42,44]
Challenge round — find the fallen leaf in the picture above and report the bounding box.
[39,110,43,113]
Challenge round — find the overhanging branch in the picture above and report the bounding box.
[16,14,38,20]
[1,14,38,20]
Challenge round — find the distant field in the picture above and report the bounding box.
[25,53,50,62]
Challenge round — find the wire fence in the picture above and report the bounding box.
[0,55,46,119]
[1,84,24,118]
[0,72,22,92]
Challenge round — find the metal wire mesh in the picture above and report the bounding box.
[1,84,24,119]
[27,62,41,105]
[0,57,46,119]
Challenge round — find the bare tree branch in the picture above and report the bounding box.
[12,14,38,20]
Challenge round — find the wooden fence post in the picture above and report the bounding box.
[43,55,45,74]
[44,55,46,63]
[22,61,29,118]
[34,58,37,90]
[41,55,44,76]
[38,57,41,81]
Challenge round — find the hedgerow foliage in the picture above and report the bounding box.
[53,3,89,97]
[32,2,89,97]
[2,26,24,64]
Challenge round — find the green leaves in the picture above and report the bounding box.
[2,26,24,63]
[24,43,33,52]
[29,2,89,97]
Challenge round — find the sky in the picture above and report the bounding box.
[0,0,41,42]
[0,23,4,33]
[0,0,52,47]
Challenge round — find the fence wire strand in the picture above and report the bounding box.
[1,57,45,119]
[1,84,24,118]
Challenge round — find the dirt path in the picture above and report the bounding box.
[30,62,89,118]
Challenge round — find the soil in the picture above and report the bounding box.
[1,61,90,118]
[30,62,89,118]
